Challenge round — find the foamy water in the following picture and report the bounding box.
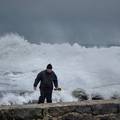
[0,33,120,105]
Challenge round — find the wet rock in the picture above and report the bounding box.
[111,93,120,100]
[72,88,88,101]
[91,93,104,100]
[58,112,93,120]
[0,100,120,120]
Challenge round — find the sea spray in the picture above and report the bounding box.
[0,33,120,105]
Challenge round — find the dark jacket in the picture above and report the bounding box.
[34,70,58,90]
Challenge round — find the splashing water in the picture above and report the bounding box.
[0,33,120,105]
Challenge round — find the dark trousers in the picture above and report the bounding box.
[38,89,52,104]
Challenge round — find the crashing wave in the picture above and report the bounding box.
[0,33,120,105]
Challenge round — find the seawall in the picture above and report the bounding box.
[0,100,120,120]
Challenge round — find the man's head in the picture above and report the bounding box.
[46,64,52,73]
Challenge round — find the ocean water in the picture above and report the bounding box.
[0,33,120,105]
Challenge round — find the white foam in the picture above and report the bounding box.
[0,33,120,105]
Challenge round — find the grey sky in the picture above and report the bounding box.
[0,0,120,46]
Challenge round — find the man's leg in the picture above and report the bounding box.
[38,89,45,104]
[46,90,52,103]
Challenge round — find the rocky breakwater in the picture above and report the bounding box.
[0,100,120,120]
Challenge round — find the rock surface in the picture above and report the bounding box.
[0,100,120,120]
[72,88,88,101]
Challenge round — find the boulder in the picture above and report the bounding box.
[91,93,104,100]
[72,88,88,101]
[111,92,120,100]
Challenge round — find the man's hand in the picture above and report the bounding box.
[34,87,37,91]
[54,87,61,91]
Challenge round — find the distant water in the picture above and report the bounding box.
[0,33,120,105]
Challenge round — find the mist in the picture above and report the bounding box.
[0,0,120,46]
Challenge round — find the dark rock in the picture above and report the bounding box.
[91,93,104,100]
[72,88,89,101]
[58,112,93,120]
[0,100,120,120]
[111,93,120,100]
[91,103,118,115]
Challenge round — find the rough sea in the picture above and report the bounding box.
[0,33,120,105]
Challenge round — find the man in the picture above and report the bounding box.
[33,64,58,103]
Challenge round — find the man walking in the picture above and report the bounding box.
[33,64,58,103]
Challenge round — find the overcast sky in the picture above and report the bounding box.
[0,0,120,46]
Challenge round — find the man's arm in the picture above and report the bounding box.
[53,72,58,88]
[33,72,42,89]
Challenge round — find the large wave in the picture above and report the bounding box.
[0,33,120,105]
